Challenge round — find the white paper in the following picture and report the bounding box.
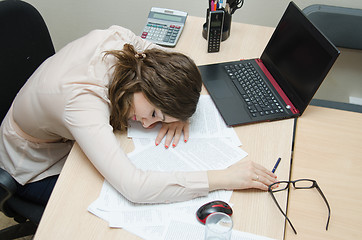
[162,218,277,240]
[128,138,247,172]
[109,208,168,227]
[89,180,233,226]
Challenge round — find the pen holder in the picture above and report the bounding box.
[202,8,232,41]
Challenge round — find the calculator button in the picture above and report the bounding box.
[141,32,148,39]
[141,20,183,46]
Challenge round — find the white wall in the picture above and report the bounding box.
[23,0,362,51]
[20,0,362,104]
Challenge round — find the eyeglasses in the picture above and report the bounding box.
[268,179,330,234]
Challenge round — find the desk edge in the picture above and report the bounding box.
[311,99,362,113]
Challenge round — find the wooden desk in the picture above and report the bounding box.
[34,16,294,240]
[285,105,362,240]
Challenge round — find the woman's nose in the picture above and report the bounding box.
[142,118,155,128]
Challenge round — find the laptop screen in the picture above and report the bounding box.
[261,2,340,114]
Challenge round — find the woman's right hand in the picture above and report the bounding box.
[207,160,278,192]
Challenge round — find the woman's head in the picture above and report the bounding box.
[106,44,202,131]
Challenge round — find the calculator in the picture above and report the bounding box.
[141,7,187,47]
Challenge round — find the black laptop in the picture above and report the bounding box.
[199,1,340,126]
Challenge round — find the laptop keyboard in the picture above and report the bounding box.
[225,62,284,117]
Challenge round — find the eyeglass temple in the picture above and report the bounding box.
[315,185,331,230]
[269,191,298,234]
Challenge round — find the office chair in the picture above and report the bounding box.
[303,4,362,50]
[0,0,55,238]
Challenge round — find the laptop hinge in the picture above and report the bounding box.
[255,59,299,115]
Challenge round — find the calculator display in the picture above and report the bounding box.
[151,12,183,23]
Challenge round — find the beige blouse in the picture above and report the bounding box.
[0,25,208,203]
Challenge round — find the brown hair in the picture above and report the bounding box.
[105,44,202,131]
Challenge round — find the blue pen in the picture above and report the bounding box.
[220,0,224,8]
[272,157,281,173]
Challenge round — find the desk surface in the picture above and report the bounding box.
[285,105,362,240]
[34,16,294,240]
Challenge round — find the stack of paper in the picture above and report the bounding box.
[88,96,274,239]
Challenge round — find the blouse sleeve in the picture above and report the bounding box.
[63,91,209,204]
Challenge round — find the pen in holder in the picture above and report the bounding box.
[202,7,232,41]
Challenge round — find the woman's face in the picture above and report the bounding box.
[130,92,178,129]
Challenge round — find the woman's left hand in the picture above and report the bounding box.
[155,121,189,148]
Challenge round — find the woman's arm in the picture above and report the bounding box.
[208,160,277,191]
[64,93,209,204]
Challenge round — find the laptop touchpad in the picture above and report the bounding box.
[207,80,233,99]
